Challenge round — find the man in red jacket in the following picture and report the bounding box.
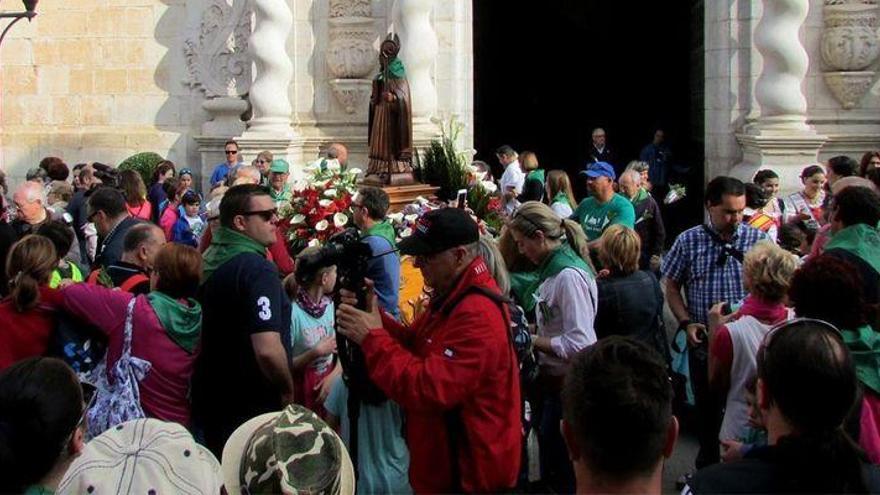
[337,208,521,493]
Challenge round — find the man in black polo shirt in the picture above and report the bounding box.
[87,186,141,269]
[192,184,295,456]
[86,223,165,294]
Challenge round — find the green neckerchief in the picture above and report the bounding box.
[842,325,880,395]
[363,220,397,249]
[202,226,267,282]
[551,192,571,207]
[826,224,880,275]
[270,183,292,202]
[527,169,545,184]
[510,244,593,312]
[147,292,202,354]
[23,485,53,495]
[379,58,406,80]
[632,187,649,205]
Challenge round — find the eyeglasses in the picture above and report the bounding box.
[225,150,238,155]
[256,159,267,164]
[64,380,97,449]
[241,208,278,222]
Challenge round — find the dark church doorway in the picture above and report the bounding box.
[473,0,705,233]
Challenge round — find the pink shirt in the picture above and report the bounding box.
[126,201,152,221]
[60,283,198,427]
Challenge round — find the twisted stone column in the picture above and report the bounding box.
[246,0,293,136]
[753,0,810,131]
[397,0,438,123]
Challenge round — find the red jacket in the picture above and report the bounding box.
[361,257,521,493]
[0,287,58,371]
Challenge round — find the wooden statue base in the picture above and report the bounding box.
[361,172,416,187]
[381,183,440,212]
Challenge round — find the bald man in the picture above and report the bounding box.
[328,142,349,166]
[12,181,82,264]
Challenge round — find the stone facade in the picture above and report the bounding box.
[0,0,877,193]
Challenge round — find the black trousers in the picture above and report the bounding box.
[689,340,722,469]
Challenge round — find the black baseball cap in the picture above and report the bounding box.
[398,208,480,256]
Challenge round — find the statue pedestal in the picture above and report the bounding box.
[362,171,417,187]
[376,183,440,212]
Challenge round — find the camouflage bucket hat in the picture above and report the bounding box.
[222,404,355,495]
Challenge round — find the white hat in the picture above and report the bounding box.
[57,418,222,495]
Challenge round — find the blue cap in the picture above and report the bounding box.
[581,161,616,180]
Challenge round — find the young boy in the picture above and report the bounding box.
[171,191,206,248]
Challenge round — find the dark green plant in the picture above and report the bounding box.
[419,117,469,201]
[118,152,165,186]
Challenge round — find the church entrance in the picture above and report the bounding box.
[473,0,705,231]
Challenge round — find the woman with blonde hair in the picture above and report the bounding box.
[508,201,596,493]
[545,170,576,218]
[594,224,668,360]
[708,240,796,452]
[517,151,545,203]
[0,235,58,370]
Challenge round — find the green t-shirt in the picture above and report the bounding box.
[572,193,636,241]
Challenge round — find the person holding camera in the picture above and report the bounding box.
[336,208,521,493]
[352,186,400,318]
[707,241,796,459]
[662,177,768,471]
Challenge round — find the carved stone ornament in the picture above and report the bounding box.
[328,79,372,114]
[325,0,375,116]
[824,71,876,109]
[329,0,370,18]
[184,0,253,98]
[821,0,880,109]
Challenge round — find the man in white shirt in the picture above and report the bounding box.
[497,145,524,215]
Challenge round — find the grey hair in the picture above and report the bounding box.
[476,236,510,295]
[626,160,650,174]
[18,180,46,204]
[620,169,642,186]
[235,165,262,184]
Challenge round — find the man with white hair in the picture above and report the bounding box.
[233,165,262,186]
[12,181,82,264]
[618,168,665,272]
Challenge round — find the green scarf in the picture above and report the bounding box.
[631,187,649,205]
[363,220,397,249]
[551,192,571,207]
[202,227,267,282]
[527,169,545,184]
[826,224,880,275]
[379,58,406,80]
[510,244,593,312]
[147,292,202,354]
[842,325,880,395]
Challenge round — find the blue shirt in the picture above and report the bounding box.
[572,193,636,241]
[290,300,335,373]
[661,223,768,325]
[325,375,412,495]
[363,235,401,319]
[210,162,242,187]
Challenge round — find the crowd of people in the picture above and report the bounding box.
[1,138,880,494]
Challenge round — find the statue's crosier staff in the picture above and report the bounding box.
[0,0,38,47]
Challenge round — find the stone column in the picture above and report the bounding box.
[397,0,438,138]
[734,0,826,193]
[244,0,294,137]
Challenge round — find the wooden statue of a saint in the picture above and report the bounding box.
[364,33,415,186]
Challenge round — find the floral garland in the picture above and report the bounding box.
[277,159,360,254]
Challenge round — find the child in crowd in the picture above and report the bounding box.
[36,220,85,288]
[285,247,339,418]
[171,191,206,248]
[545,169,576,219]
[720,376,768,462]
[159,179,185,240]
[777,222,809,261]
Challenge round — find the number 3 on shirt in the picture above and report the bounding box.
[257,296,272,321]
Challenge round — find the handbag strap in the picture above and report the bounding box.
[122,297,137,360]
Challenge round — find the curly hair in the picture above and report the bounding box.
[743,241,798,303]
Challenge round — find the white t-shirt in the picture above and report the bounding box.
[500,161,525,214]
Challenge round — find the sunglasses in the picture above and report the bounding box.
[225,150,238,155]
[242,208,277,222]
[87,209,100,222]
[64,381,97,448]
